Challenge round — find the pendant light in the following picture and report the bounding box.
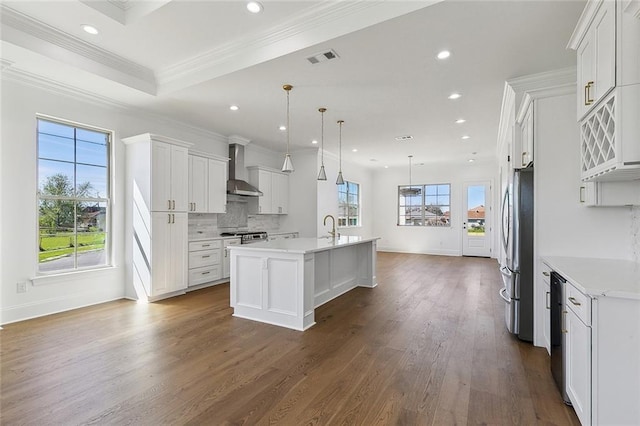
[317,107,327,180]
[281,84,294,173]
[336,120,345,185]
[400,155,420,195]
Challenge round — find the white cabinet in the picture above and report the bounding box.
[579,180,640,206]
[188,153,228,214]
[223,238,241,279]
[575,0,616,119]
[151,141,189,212]
[124,133,192,300]
[515,99,534,168]
[188,239,222,286]
[569,0,640,182]
[564,282,592,426]
[151,212,188,295]
[188,155,208,213]
[247,166,289,214]
[540,262,552,354]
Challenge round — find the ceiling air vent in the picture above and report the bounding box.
[395,135,414,141]
[307,49,340,65]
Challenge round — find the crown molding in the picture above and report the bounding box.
[1,65,228,144]
[156,0,440,93]
[0,4,157,95]
[507,67,576,95]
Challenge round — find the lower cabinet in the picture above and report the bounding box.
[540,262,552,354]
[188,240,222,286]
[565,291,591,426]
[223,238,241,279]
[150,212,188,296]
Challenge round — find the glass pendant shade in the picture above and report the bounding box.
[336,119,344,185]
[317,107,327,180]
[336,171,344,185]
[281,84,294,173]
[317,165,327,180]
[282,154,294,173]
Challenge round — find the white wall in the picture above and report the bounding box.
[372,160,498,256]
[0,78,229,324]
[280,149,319,237]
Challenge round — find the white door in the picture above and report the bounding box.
[462,182,492,257]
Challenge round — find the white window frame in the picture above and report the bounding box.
[397,183,451,227]
[36,115,113,275]
[338,180,361,228]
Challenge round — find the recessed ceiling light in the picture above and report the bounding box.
[370,159,378,162]
[279,125,286,131]
[437,50,451,60]
[468,159,475,163]
[246,1,263,13]
[229,105,239,111]
[448,93,461,100]
[81,24,99,35]
[311,140,318,144]
[384,165,389,169]
[462,135,470,140]
[455,119,466,124]
[352,148,358,152]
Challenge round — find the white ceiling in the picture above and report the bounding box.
[0,0,586,169]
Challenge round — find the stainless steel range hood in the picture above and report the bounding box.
[227,143,262,197]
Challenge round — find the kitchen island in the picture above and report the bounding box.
[228,236,380,330]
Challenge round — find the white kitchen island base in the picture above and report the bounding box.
[230,236,379,331]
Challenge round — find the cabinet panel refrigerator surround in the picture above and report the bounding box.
[499,167,534,342]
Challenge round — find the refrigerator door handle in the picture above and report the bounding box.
[500,265,512,279]
[499,287,511,303]
[500,188,510,254]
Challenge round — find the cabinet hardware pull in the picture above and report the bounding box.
[172,200,175,210]
[168,214,171,224]
[172,214,175,224]
[202,271,210,275]
[585,81,594,105]
[224,249,227,258]
[546,291,550,309]
[562,310,568,334]
[202,244,210,247]
[168,200,171,210]
[521,151,527,166]
[568,296,581,306]
[542,271,550,277]
[202,255,210,258]
[579,186,585,203]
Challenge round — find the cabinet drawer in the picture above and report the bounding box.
[189,249,221,268]
[566,282,591,326]
[189,240,222,251]
[188,265,222,286]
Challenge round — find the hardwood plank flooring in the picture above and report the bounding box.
[0,252,579,425]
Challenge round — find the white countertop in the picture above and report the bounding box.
[542,256,640,300]
[228,236,380,254]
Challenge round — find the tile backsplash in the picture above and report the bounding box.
[188,198,281,240]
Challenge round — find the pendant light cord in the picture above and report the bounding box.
[338,120,343,172]
[321,108,325,165]
[286,88,290,155]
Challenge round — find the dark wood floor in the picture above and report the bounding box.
[1,252,579,425]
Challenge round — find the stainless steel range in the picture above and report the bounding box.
[220,231,268,244]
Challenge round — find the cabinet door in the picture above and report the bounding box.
[577,31,595,118]
[208,158,227,213]
[170,145,189,212]
[151,212,172,295]
[188,155,208,213]
[593,0,615,101]
[520,104,534,167]
[170,213,188,292]
[273,173,289,214]
[151,142,172,212]
[566,309,592,426]
[258,169,272,214]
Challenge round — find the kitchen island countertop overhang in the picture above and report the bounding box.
[228,236,380,330]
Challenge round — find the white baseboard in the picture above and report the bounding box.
[376,246,461,257]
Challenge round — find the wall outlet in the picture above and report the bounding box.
[16,281,27,293]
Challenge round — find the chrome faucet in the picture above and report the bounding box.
[323,214,338,239]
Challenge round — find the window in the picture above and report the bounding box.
[398,183,450,227]
[337,181,360,227]
[37,117,111,273]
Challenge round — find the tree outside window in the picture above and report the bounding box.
[338,181,360,227]
[37,118,111,273]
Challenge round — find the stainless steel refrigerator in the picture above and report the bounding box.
[499,166,534,342]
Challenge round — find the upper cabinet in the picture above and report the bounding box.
[515,97,534,169]
[188,152,229,214]
[247,166,289,215]
[568,0,640,182]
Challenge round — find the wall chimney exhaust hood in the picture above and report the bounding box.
[227,142,262,197]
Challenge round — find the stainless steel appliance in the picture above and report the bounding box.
[550,271,571,404]
[220,231,268,244]
[499,166,534,342]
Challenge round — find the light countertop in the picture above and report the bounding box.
[228,236,380,254]
[542,256,640,300]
